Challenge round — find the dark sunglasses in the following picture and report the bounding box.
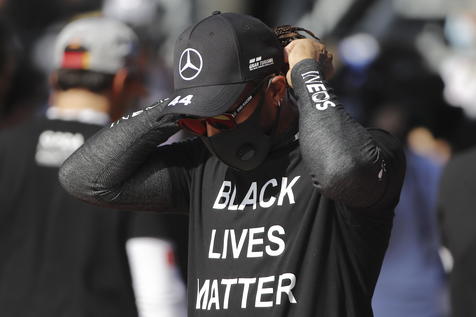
[177,76,271,136]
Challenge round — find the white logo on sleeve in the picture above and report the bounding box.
[179,48,203,80]
[301,70,336,111]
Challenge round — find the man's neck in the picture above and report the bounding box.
[51,88,111,115]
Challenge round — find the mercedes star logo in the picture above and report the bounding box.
[179,48,203,81]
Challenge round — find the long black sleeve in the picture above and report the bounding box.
[59,99,191,212]
[291,59,405,209]
[60,60,405,213]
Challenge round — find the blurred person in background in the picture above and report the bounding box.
[0,0,108,130]
[0,16,187,317]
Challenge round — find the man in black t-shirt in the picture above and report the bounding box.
[60,12,406,317]
[0,17,187,317]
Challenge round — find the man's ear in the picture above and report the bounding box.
[112,68,129,96]
[49,72,59,89]
[268,75,287,107]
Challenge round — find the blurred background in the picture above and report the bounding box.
[2,0,475,156]
[1,0,476,316]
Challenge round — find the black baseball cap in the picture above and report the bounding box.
[161,11,284,118]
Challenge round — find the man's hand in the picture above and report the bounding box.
[284,38,334,87]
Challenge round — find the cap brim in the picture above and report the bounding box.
[161,82,248,117]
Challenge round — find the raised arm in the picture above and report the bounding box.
[59,99,192,212]
[286,39,405,209]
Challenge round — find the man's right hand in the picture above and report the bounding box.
[284,38,334,87]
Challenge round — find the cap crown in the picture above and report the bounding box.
[54,17,139,74]
[173,12,284,90]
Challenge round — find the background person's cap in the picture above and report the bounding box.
[162,11,284,118]
[53,16,139,74]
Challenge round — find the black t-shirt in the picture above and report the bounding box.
[439,147,476,317]
[0,116,187,317]
[161,130,396,317]
[59,59,406,317]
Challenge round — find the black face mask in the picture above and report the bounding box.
[200,96,279,172]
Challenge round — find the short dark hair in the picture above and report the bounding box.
[55,69,114,92]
